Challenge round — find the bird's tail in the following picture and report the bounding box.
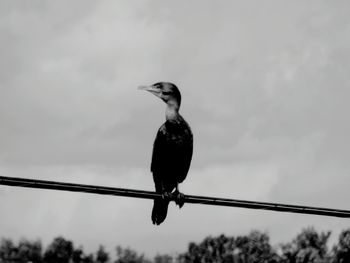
[152,198,169,225]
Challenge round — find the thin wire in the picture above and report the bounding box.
[0,175,349,218]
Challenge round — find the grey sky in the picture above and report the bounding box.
[1,0,350,257]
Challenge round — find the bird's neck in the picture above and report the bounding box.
[165,100,180,121]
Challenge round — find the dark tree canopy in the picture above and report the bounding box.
[96,245,110,263]
[73,247,84,263]
[115,246,151,263]
[179,231,279,263]
[44,236,74,263]
[1,227,348,263]
[280,227,331,263]
[17,239,43,263]
[0,238,42,263]
[332,229,350,263]
[154,254,173,263]
[0,239,15,262]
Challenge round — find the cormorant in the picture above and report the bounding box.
[139,82,193,225]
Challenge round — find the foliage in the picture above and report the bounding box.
[332,228,350,263]
[0,227,348,263]
[154,254,174,263]
[17,239,43,263]
[179,231,279,263]
[235,231,280,263]
[0,238,42,263]
[178,234,235,262]
[0,238,15,262]
[44,236,74,263]
[97,245,110,263]
[115,246,151,263]
[82,253,95,263]
[73,247,84,263]
[280,227,331,263]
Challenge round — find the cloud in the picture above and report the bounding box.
[1,0,350,257]
[0,161,278,255]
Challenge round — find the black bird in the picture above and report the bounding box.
[139,82,193,225]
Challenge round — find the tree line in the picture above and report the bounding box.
[1,227,350,263]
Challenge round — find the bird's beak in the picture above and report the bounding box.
[138,85,162,97]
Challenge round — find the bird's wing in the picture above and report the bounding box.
[151,124,168,192]
[173,121,193,183]
[151,121,193,188]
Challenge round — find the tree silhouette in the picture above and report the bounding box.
[0,238,42,263]
[179,234,234,262]
[82,253,95,263]
[179,231,279,263]
[235,231,280,263]
[1,226,346,262]
[97,245,110,263]
[280,227,330,263]
[154,254,173,263]
[44,236,74,263]
[115,246,150,263]
[17,239,43,263]
[72,247,84,263]
[332,229,350,263]
[0,238,16,262]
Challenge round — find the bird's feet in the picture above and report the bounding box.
[161,191,172,200]
[173,190,185,208]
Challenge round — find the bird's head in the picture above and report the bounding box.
[138,82,181,107]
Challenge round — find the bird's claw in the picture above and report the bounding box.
[173,190,185,208]
[161,192,171,200]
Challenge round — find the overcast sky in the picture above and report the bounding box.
[1,0,350,257]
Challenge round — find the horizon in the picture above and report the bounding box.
[0,224,345,259]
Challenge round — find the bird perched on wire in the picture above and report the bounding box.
[139,82,193,225]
